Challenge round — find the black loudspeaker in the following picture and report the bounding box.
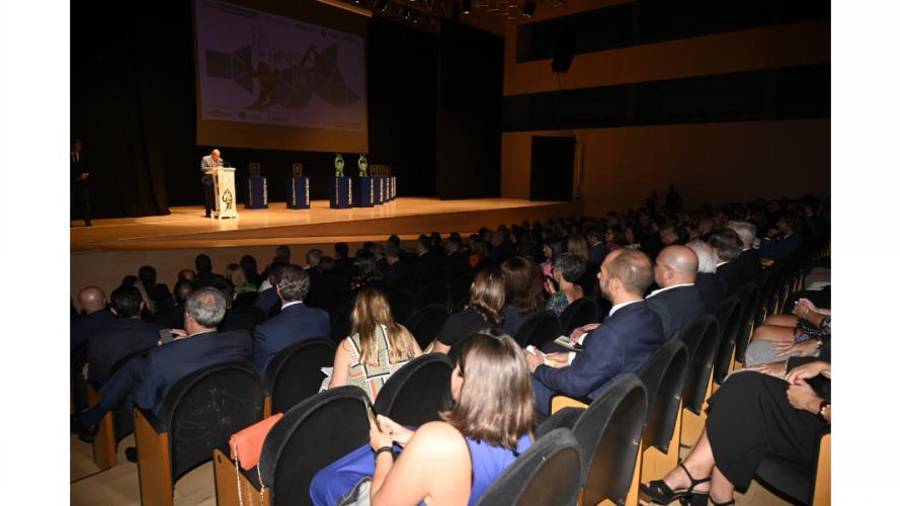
[551,26,576,73]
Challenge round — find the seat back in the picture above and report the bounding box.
[373,354,453,426]
[712,296,742,384]
[108,348,153,442]
[574,374,648,506]
[387,289,416,324]
[678,314,720,414]
[260,386,370,506]
[477,428,582,506]
[418,282,450,308]
[513,310,562,348]
[405,304,451,350]
[754,270,773,326]
[558,298,600,335]
[155,361,265,482]
[535,407,584,439]
[733,282,758,363]
[264,339,335,413]
[755,428,830,505]
[638,339,689,453]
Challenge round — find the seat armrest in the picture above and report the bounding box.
[551,395,589,414]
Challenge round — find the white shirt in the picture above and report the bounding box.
[716,261,729,268]
[259,279,272,292]
[647,283,695,299]
[281,301,303,310]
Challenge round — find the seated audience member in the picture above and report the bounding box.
[383,243,414,291]
[240,254,263,288]
[443,236,472,280]
[646,245,706,339]
[500,256,546,335]
[586,228,610,267]
[324,287,422,401]
[539,239,564,278]
[193,254,223,289]
[254,262,286,318]
[488,227,516,265]
[687,239,727,314]
[641,361,830,506]
[527,249,665,416]
[71,286,114,353]
[414,234,441,286]
[138,265,173,313]
[86,285,163,385]
[432,268,505,357]
[759,213,804,261]
[566,233,590,263]
[176,269,195,285]
[73,287,251,439]
[728,220,763,284]
[310,333,534,506]
[708,228,744,297]
[251,265,330,373]
[544,253,586,316]
[624,225,643,250]
[742,298,831,366]
[335,242,355,273]
[225,262,257,296]
[155,279,193,329]
[351,256,386,294]
[605,226,625,251]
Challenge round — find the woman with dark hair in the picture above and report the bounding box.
[239,254,263,287]
[350,256,385,294]
[605,226,625,251]
[311,333,535,505]
[544,253,586,316]
[539,239,565,279]
[624,225,644,250]
[431,268,505,356]
[500,256,546,335]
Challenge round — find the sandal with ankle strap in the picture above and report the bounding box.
[639,463,710,504]
[687,493,735,506]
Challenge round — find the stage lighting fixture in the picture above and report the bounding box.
[462,0,471,15]
[522,0,535,18]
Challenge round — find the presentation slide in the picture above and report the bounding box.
[194,0,368,152]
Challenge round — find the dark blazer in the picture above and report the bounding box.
[695,272,727,314]
[193,271,224,289]
[645,285,707,339]
[251,303,330,373]
[383,260,415,292]
[255,287,280,316]
[758,234,803,261]
[735,249,763,285]
[415,251,442,286]
[134,329,251,414]
[87,318,162,385]
[71,310,115,354]
[588,242,610,267]
[533,301,665,407]
[71,152,89,185]
[715,261,744,297]
[442,251,472,280]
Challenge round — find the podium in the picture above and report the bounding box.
[353,176,375,208]
[329,176,353,209]
[212,167,238,219]
[287,176,310,209]
[389,176,397,200]
[247,175,268,209]
[372,176,384,205]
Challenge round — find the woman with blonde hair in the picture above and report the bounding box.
[311,333,535,506]
[326,287,422,400]
[566,233,590,262]
[431,268,505,357]
[224,262,256,296]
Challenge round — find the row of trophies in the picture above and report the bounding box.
[243,154,397,210]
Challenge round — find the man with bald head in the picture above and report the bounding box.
[527,249,665,416]
[646,245,707,338]
[200,148,224,218]
[71,286,114,353]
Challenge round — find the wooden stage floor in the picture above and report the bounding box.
[71,197,576,252]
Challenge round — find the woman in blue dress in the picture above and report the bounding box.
[310,332,535,505]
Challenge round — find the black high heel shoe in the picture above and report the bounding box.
[639,463,710,504]
[687,492,735,506]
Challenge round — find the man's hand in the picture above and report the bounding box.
[544,278,557,295]
[376,415,414,447]
[570,323,600,343]
[525,348,544,372]
[785,360,830,384]
[544,352,569,366]
[786,379,823,414]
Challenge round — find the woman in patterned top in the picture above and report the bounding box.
[544,253,586,316]
[326,287,422,400]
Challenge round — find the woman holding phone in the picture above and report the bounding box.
[311,333,535,506]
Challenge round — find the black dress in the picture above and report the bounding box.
[705,371,829,490]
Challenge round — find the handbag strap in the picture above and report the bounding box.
[233,446,266,506]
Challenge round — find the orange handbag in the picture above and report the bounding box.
[228,413,284,506]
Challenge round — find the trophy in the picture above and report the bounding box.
[358,154,368,176]
[334,154,345,177]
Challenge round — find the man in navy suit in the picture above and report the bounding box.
[71,286,114,354]
[73,287,250,441]
[645,246,706,339]
[728,220,764,285]
[86,285,162,385]
[251,264,330,374]
[709,228,744,297]
[527,249,665,416]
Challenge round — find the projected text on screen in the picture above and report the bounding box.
[195,0,366,133]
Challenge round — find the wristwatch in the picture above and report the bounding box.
[817,400,830,420]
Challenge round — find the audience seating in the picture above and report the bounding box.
[418,281,450,308]
[262,339,335,417]
[677,314,720,448]
[754,430,831,506]
[730,282,758,371]
[549,374,649,506]
[134,362,264,506]
[558,298,600,335]
[513,310,562,349]
[213,386,370,506]
[404,304,450,351]
[373,353,453,426]
[329,302,354,343]
[636,339,690,485]
[476,428,582,506]
[711,296,742,387]
[387,289,416,325]
[71,344,90,419]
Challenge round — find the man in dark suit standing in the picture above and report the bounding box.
[251,265,330,374]
[71,286,114,354]
[646,246,706,339]
[86,285,163,385]
[527,249,665,416]
[71,138,92,226]
[200,149,223,218]
[73,287,250,441]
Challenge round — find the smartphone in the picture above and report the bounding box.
[158,329,174,344]
[365,400,382,431]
